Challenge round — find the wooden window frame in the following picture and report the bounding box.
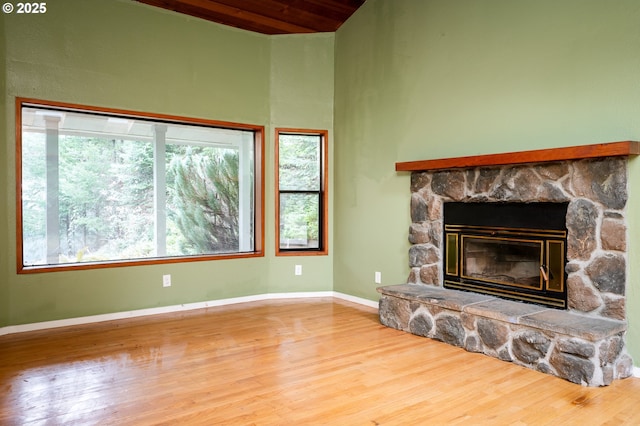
[16,97,265,273]
[275,128,328,256]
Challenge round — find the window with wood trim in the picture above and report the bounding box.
[275,129,328,255]
[17,98,264,273]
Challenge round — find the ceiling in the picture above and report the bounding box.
[135,0,366,35]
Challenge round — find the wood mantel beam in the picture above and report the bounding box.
[395,141,640,172]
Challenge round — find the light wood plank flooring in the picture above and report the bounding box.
[2,298,640,425]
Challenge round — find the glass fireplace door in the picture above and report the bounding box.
[443,202,568,308]
[461,236,543,290]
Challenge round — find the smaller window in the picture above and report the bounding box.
[275,129,328,255]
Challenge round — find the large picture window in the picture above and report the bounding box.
[275,129,328,255]
[17,98,264,272]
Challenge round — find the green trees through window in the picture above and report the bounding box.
[170,149,242,254]
[276,129,328,255]
[18,100,262,271]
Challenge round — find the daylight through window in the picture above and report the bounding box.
[18,99,263,272]
[276,129,328,255]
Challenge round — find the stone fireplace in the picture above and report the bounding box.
[377,142,638,386]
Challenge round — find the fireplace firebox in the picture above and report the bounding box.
[443,202,568,309]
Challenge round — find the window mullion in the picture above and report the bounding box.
[279,190,320,194]
[238,133,252,252]
[153,124,167,257]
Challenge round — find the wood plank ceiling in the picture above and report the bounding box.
[135,0,366,35]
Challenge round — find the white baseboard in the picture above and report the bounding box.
[0,291,378,336]
[333,291,379,308]
[633,366,640,378]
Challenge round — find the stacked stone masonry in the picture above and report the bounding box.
[407,157,627,320]
[382,156,634,386]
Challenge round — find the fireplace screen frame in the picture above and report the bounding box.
[443,203,568,309]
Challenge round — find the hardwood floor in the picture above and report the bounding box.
[2,298,640,425]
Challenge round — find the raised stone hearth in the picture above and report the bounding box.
[378,284,630,386]
[381,142,639,386]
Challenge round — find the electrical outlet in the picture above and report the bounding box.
[295,265,302,276]
[375,271,382,284]
[163,274,171,287]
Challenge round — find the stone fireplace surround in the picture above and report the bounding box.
[378,142,638,386]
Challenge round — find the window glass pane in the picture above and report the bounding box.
[279,193,319,249]
[278,134,320,191]
[21,131,47,264]
[166,142,254,256]
[21,106,255,267]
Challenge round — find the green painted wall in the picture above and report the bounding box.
[267,34,335,293]
[333,0,640,359]
[0,14,9,326]
[628,161,640,361]
[1,0,334,326]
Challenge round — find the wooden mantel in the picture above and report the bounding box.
[395,141,640,172]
